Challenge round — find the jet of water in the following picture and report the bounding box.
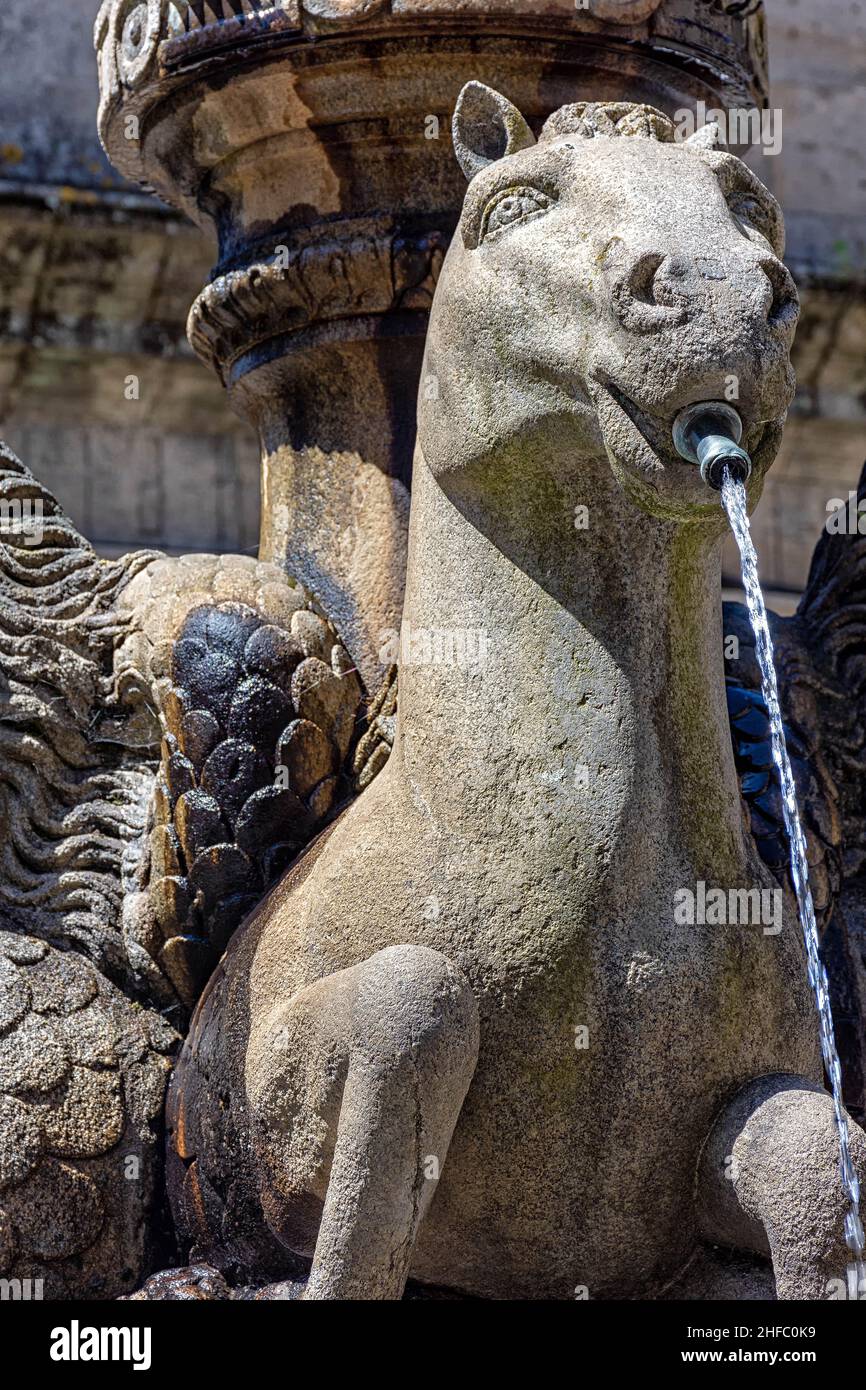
[721,467,865,1293]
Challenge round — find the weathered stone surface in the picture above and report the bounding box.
[0,433,366,1297]
[0,956,31,1034]
[0,1015,70,1096]
[165,84,866,1304]
[113,552,362,1007]
[4,1160,105,1262]
[0,1097,44,1192]
[244,626,304,685]
[122,1262,238,1301]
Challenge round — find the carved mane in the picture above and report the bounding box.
[539,102,677,143]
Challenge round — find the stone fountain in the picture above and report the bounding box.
[2,0,866,1302]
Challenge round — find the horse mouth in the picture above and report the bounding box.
[594,380,774,481]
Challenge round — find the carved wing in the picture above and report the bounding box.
[0,927,174,1298]
[0,442,176,1296]
[118,554,363,1009]
[352,662,397,790]
[723,601,843,927]
[0,439,368,1297]
[723,461,866,1116]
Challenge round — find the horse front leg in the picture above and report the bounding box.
[252,944,479,1300]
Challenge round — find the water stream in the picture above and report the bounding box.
[721,468,865,1292]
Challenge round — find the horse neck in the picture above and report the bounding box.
[393,444,751,886]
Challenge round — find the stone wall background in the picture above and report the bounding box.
[0,0,863,592]
[0,0,258,558]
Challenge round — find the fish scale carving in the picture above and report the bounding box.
[0,930,175,1297]
[146,596,361,1007]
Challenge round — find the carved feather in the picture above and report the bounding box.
[130,558,363,1008]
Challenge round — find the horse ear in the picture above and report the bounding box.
[452,82,536,181]
[685,120,725,151]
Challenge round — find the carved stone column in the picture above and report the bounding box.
[95,0,767,685]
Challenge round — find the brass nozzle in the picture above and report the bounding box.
[672,402,752,491]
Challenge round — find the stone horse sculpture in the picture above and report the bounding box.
[4,78,866,1303]
[164,87,866,1300]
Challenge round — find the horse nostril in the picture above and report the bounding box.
[760,257,798,330]
[625,252,666,306]
[611,253,688,332]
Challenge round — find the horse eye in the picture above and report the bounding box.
[480,187,552,241]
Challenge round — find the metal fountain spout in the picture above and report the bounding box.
[672,401,752,490]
